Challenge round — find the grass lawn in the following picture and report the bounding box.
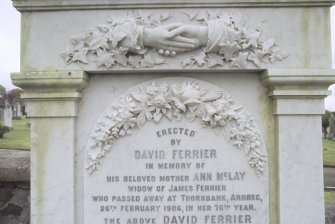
[323,139,335,166]
[0,118,31,150]
[325,191,335,204]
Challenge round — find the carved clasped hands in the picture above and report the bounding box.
[143,23,208,57]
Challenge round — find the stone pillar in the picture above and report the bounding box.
[261,69,335,224]
[11,71,88,224]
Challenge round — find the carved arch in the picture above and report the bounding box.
[86,77,267,175]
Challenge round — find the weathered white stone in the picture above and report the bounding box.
[10,0,335,224]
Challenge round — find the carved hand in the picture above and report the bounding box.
[143,23,196,52]
[167,25,208,49]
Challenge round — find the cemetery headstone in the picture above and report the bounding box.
[3,102,12,128]
[10,1,335,223]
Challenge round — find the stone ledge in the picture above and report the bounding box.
[12,0,335,12]
[0,149,30,182]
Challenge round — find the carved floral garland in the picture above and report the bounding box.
[88,81,267,175]
[62,11,287,69]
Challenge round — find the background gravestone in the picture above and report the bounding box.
[10,0,335,224]
[327,114,335,140]
[3,102,12,128]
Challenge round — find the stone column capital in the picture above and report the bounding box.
[11,71,89,94]
[261,69,335,115]
[261,69,335,99]
[11,71,89,118]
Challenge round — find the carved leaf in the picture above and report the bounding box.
[165,109,173,120]
[185,111,196,121]
[145,109,153,120]
[193,51,207,66]
[131,92,147,102]
[61,49,74,64]
[201,91,223,102]
[270,49,288,63]
[112,48,128,67]
[224,26,242,43]
[72,48,89,64]
[141,53,165,68]
[109,31,127,48]
[261,39,276,54]
[136,112,146,128]
[153,112,163,123]
[152,55,165,65]
[88,36,109,51]
[248,50,265,67]
[207,53,224,68]
[140,57,154,68]
[243,30,261,48]
[219,41,241,61]
[70,36,87,51]
[96,53,116,68]
[231,52,249,68]
[128,55,142,68]
[182,58,195,67]
[171,97,187,112]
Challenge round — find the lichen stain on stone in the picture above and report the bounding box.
[21,13,33,72]
[257,77,277,224]
[300,8,310,68]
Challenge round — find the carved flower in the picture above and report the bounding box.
[91,127,111,147]
[113,96,136,114]
[235,112,253,129]
[201,97,236,127]
[249,155,265,176]
[132,82,172,123]
[230,128,247,148]
[114,110,137,136]
[146,86,172,122]
[171,82,205,112]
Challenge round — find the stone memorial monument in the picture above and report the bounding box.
[10,0,335,223]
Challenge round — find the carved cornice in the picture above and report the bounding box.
[261,69,335,98]
[11,71,89,118]
[261,69,335,115]
[11,71,89,94]
[12,0,335,12]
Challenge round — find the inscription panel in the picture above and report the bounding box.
[84,78,269,224]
